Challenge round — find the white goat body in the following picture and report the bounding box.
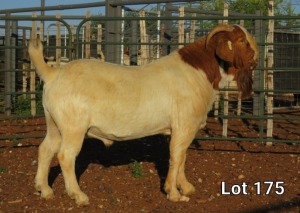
[28,24,258,205]
[50,55,213,140]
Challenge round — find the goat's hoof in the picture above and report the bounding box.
[179,183,196,196]
[167,193,190,202]
[41,188,54,200]
[179,195,190,202]
[75,196,90,206]
[35,184,54,200]
[70,192,90,206]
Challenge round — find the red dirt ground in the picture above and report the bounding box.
[0,110,299,213]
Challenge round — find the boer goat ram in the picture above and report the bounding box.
[28,24,258,205]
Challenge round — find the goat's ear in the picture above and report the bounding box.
[215,38,234,62]
[206,25,234,62]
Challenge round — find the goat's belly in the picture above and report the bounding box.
[87,125,171,141]
[88,100,171,141]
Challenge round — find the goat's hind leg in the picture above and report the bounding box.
[176,154,195,196]
[35,113,61,199]
[58,129,89,206]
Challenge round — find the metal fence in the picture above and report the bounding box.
[0,14,299,144]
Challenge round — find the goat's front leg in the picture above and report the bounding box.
[58,130,89,206]
[164,132,195,202]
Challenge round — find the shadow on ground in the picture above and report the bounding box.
[48,135,170,191]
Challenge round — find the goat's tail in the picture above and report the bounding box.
[28,37,57,83]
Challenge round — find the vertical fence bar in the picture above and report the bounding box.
[266,0,274,145]
[64,26,67,58]
[105,0,122,63]
[130,20,138,65]
[121,8,125,64]
[70,25,75,60]
[222,3,229,137]
[156,10,161,60]
[237,20,244,116]
[30,13,37,116]
[139,9,148,65]
[81,27,85,59]
[258,14,266,143]
[11,20,18,106]
[189,13,196,43]
[85,10,91,59]
[178,6,184,49]
[4,13,11,115]
[22,27,27,98]
[97,24,104,61]
[40,0,45,41]
[163,3,172,56]
[56,13,61,66]
[254,11,264,120]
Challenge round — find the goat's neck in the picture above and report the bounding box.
[178,38,222,90]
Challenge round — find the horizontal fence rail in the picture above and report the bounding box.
[0,14,299,145]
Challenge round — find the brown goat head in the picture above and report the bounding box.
[206,24,259,98]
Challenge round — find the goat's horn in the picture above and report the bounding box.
[206,24,234,48]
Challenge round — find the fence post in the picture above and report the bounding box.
[254,10,265,143]
[97,24,105,61]
[130,20,138,65]
[22,29,27,98]
[40,0,45,41]
[11,20,18,107]
[178,6,184,49]
[71,25,75,60]
[222,3,229,137]
[156,10,161,59]
[162,3,172,56]
[30,12,37,116]
[266,0,274,145]
[85,10,91,59]
[56,13,61,66]
[4,13,11,115]
[105,0,122,63]
[253,10,263,116]
[139,9,148,65]
[237,20,245,116]
[189,13,196,43]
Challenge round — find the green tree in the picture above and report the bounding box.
[199,0,299,27]
[228,0,267,14]
[199,0,297,16]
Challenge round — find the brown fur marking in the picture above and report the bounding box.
[178,38,221,90]
[178,25,258,98]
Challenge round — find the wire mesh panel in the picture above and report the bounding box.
[274,31,300,107]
